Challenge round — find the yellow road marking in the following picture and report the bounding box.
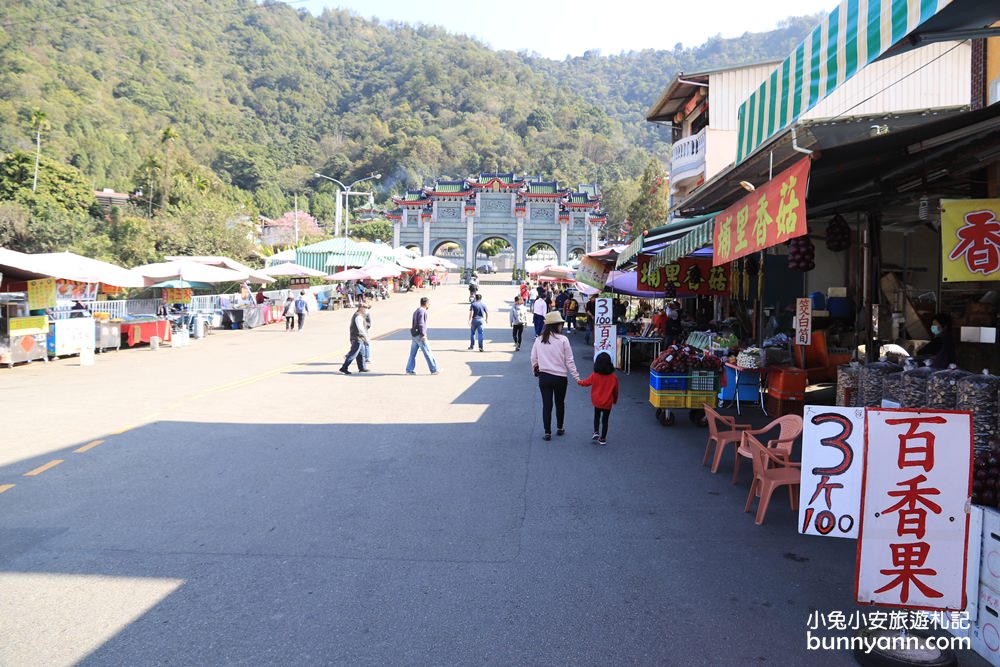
[74,439,104,453]
[24,460,64,477]
[0,484,14,494]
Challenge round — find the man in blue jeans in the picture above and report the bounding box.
[468,293,488,351]
[406,297,439,375]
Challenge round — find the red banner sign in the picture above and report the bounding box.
[713,157,811,266]
[637,256,731,296]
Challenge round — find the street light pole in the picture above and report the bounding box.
[313,172,381,274]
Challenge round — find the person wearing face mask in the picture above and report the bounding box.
[917,312,955,369]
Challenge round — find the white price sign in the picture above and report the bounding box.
[594,297,617,364]
[799,406,865,538]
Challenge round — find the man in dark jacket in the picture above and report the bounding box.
[339,303,369,375]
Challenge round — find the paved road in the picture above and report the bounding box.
[0,283,954,666]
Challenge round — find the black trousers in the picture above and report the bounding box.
[538,372,568,434]
[593,408,611,438]
[297,313,306,330]
[512,324,524,347]
[285,316,295,330]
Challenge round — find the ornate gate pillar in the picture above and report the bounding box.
[559,220,568,265]
[392,221,400,248]
[465,215,475,276]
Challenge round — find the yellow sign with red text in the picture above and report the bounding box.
[713,157,810,266]
[27,278,56,310]
[941,199,1000,282]
[163,288,192,304]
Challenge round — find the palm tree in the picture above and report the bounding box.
[30,109,49,194]
[159,126,178,206]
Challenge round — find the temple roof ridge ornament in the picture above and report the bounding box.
[391,189,431,207]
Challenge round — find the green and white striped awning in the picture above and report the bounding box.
[616,215,717,268]
[650,219,715,269]
[736,0,955,164]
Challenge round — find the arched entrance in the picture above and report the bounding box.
[432,240,463,275]
[525,241,558,279]
[474,236,513,276]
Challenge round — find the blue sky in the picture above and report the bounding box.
[301,0,835,60]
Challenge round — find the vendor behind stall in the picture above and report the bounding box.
[70,301,90,318]
[917,312,956,369]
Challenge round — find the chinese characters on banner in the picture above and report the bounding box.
[712,157,811,267]
[856,410,972,610]
[26,278,57,310]
[799,407,864,539]
[636,256,731,295]
[576,256,610,290]
[593,297,617,364]
[940,199,1000,282]
[163,288,193,304]
[794,298,812,346]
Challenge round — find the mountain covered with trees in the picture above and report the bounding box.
[0,1,818,264]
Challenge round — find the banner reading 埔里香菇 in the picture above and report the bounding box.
[637,256,730,296]
[713,157,810,267]
[941,199,1000,282]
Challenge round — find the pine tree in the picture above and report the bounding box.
[625,159,670,240]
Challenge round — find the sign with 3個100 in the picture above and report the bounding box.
[799,406,865,539]
[593,297,617,364]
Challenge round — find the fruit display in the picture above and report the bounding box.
[787,236,816,272]
[650,345,723,374]
[825,214,851,252]
[958,370,1000,452]
[837,363,860,407]
[972,442,1000,507]
[927,365,972,410]
[859,360,902,407]
[901,364,936,408]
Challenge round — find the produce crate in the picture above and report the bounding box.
[649,387,687,409]
[650,371,687,392]
[689,371,716,392]
[766,393,804,417]
[685,390,718,409]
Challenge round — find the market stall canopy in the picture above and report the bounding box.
[133,260,249,286]
[260,262,327,279]
[326,268,368,282]
[397,256,439,271]
[616,216,716,268]
[264,248,297,267]
[734,0,1000,164]
[34,251,145,287]
[535,265,576,281]
[165,255,274,284]
[360,263,405,280]
[0,247,58,281]
[150,279,214,290]
[433,257,459,270]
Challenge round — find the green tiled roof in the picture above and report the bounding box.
[567,193,590,204]
[434,182,466,193]
[404,191,424,201]
[527,182,559,194]
[478,172,517,184]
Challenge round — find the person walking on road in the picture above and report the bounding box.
[509,295,529,351]
[283,296,296,332]
[531,311,580,441]
[406,297,439,375]
[532,288,548,337]
[363,305,373,365]
[339,303,369,375]
[468,293,488,351]
[294,291,309,331]
[578,351,619,446]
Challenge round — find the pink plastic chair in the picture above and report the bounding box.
[703,406,752,472]
[743,433,801,525]
[732,414,803,485]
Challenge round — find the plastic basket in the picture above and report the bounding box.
[686,390,718,409]
[650,371,687,391]
[689,371,716,392]
[649,387,687,409]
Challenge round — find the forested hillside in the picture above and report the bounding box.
[0,0,817,263]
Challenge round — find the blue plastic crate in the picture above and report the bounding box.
[650,371,687,391]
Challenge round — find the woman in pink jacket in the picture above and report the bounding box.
[531,311,581,441]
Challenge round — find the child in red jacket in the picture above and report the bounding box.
[578,351,619,445]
